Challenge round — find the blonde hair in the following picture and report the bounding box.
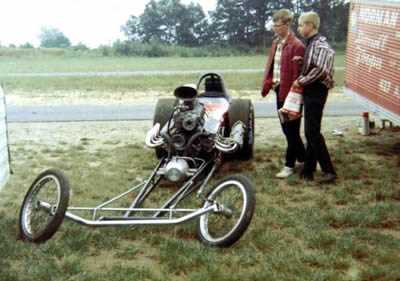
[299,11,320,30]
[273,9,294,25]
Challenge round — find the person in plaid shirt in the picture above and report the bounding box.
[293,11,337,184]
[261,9,306,179]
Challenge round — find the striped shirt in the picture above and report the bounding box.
[272,38,285,85]
[298,34,335,89]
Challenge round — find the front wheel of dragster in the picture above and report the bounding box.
[19,169,70,243]
[197,175,255,247]
[227,99,254,160]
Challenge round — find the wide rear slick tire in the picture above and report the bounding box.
[227,99,254,160]
[19,169,70,243]
[197,174,255,247]
[153,98,177,159]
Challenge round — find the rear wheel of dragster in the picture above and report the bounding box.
[153,98,177,159]
[19,169,70,243]
[227,99,254,160]
[197,174,255,247]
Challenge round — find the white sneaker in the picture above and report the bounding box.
[275,166,294,178]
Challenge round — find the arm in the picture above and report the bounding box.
[261,44,277,97]
[261,71,273,97]
[291,42,305,83]
[297,46,331,86]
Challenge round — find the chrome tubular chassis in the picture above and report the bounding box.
[40,157,222,227]
[20,151,255,247]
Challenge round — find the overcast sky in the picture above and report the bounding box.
[0,0,217,48]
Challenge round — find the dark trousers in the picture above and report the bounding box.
[276,90,306,168]
[303,83,336,175]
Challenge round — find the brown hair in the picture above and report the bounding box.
[273,9,294,25]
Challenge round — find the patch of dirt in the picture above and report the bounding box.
[84,241,162,277]
[6,90,171,106]
[7,116,364,183]
[6,89,350,106]
[8,121,152,151]
[8,117,361,150]
[378,229,400,240]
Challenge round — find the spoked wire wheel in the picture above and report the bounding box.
[197,175,255,247]
[19,169,70,243]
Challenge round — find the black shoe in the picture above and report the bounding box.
[300,170,314,181]
[318,173,337,184]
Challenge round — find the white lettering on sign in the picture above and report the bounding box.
[355,32,388,50]
[379,79,392,94]
[388,50,400,70]
[355,47,383,72]
[359,8,398,28]
[394,86,400,96]
[350,11,359,33]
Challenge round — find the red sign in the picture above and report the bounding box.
[345,0,400,117]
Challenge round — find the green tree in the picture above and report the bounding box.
[297,0,349,44]
[121,0,349,50]
[122,0,208,46]
[140,0,185,43]
[20,42,34,49]
[210,0,250,46]
[330,0,350,44]
[176,3,208,46]
[39,27,71,48]
[72,42,89,51]
[121,15,141,41]
[210,0,276,47]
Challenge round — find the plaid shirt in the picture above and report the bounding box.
[262,32,305,102]
[272,39,285,84]
[298,34,335,89]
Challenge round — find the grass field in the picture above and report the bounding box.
[1,118,399,281]
[0,56,268,73]
[0,55,345,96]
[0,51,345,73]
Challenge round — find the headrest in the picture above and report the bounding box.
[205,77,223,92]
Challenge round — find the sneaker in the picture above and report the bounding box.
[276,166,294,178]
[318,173,337,184]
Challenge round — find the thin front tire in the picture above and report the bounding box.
[19,169,70,243]
[197,175,255,247]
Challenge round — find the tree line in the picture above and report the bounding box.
[123,0,349,48]
[4,0,349,57]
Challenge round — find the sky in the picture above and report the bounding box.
[0,0,217,48]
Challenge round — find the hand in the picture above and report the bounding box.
[292,56,303,64]
[279,108,301,122]
[261,89,268,97]
[293,80,301,88]
[288,113,302,120]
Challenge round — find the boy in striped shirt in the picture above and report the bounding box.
[293,11,337,184]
